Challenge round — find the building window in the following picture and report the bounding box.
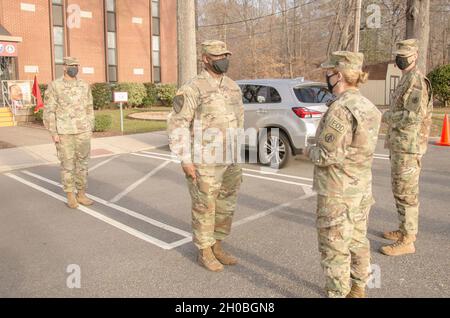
[52,0,65,78]
[106,0,117,82]
[152,0,161,83]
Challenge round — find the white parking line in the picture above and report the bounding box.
[142,151,176,158]
[22,171,192,238]
[14,163,319,251]
[89,155,119,172]
[18,169,316,251]
[133,153,180,163]
[5,173,174,250]
[233,192,316,227]
[143,150,391,159]
[143,150,314,182]
[141,150,390,176]
[110,161,171,203]
[168,237,193,249]
[243,167,313,182]
[131,152,313,188]
[242,173,312,188]
[374,156,390,161]
[167,192,317,249]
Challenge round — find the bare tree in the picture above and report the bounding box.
[196,0,445,80]
[406,0,430,73]
[279,0,294,78]
[177,0,197,86]
[337,0,355,51]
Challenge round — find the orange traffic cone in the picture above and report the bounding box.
[436,114,450,147]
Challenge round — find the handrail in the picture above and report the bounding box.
[1,80,15,123]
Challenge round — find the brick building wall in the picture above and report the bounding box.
[67,0,106,83]
[0,0,53,83]
[160,0,177,84]
[0,0,177,84]
[116,0,151,83]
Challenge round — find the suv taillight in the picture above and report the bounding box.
[292,107,322,119]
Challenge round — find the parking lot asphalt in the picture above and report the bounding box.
[0,140,449,298]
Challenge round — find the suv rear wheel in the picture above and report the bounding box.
[258,130,292,169]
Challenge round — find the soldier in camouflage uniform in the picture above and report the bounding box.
[167,40,244,272]
[43,57,95,209]
[306,51,381,298]
[381,39,433,256]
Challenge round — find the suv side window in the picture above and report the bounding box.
[294,86,333,104]
[270,87,282,103]
[240,85,282,104]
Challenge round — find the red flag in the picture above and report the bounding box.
[32,75,44,113]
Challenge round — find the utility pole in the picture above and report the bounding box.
[353,0,363,52]
[406,0,430,74]
[447,44,450,64]
[177,0,197,88]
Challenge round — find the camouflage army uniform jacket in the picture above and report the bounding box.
[167,70,244,165]
[43,77,95,137]
[383,68,433,155]
[310,88,381,197]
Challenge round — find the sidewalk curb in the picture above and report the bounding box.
[0,145,167,174]
[0,131,170,174]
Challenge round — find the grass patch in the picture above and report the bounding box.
[380,121,442,137]
[95,108,169,134]
[433,107,450,115]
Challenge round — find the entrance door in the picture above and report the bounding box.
[0,56,17,81]
[0,56,17,107]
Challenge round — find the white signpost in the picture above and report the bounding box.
[113,92,128,134]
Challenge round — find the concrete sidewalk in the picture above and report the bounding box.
[0,131,169,173]
[0,126,53,147]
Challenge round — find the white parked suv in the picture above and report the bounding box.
[237,78,333,168]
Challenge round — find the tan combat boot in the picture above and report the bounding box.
[77,190,94,206]
[346,285,366,298]
[380,234,416,256]
[66,193,79,209]
[383,230,403,241]
[212,240,238,265]
[198,247,224,272]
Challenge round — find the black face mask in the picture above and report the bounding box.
[326,72,340,93]
[66,66,79,78]
[395,56,412,71]
[210,58,230,74]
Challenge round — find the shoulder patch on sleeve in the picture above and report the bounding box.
[405,88,422,112]
[327,116,346,134]
[173,94,185,114]
[324,133,336,143]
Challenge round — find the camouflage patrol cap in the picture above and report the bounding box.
[63,57,80,66]
[201,40,232,56]
[394,39,419,57]
[321,51,364,71]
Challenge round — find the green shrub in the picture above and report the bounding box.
[91,83,113,110]
[39,84,48,102]
[94,114,112,132]
[428,64,450,107]
[157,84,177,106]
[34,109,44,122]
[35,84,47,122]
[115,83,147,107]
[143,83,159,107]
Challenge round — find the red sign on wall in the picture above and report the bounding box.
[0,42,18,57]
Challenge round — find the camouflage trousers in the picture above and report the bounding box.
[187,164,243,250]
[55,132,92,193]
[391,152,422,236]
[316,195,374,298]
